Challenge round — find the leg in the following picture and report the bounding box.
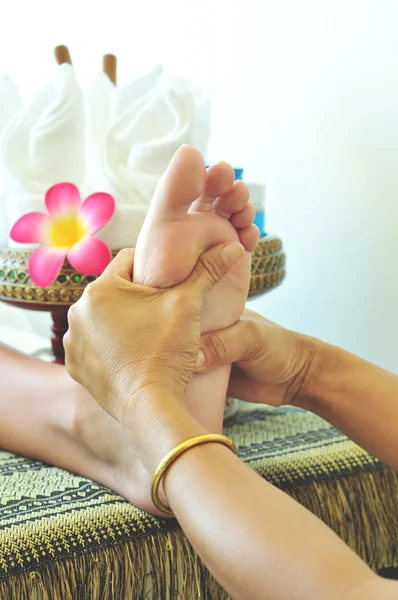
[0,344,150,508]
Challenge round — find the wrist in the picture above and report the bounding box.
[294,339,344,412]
[120,386,208,474]
[290,334,329,410]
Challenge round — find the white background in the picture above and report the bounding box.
[0,0,397,372]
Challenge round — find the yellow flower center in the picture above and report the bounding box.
[48,217,87,248]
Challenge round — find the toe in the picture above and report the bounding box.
[238,224,260,252]
[205,161,235,197]
[229,202,255,230]
[154,145,206,217]
[213,181,250,218]
[189,161,235,213]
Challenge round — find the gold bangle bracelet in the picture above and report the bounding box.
[150,434,239,516]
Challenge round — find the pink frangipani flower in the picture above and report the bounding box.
[10,183,115,287]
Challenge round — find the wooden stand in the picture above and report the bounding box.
[0,297,69,364]
[51,309,69,364]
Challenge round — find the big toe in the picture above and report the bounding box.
[152,145,206,218]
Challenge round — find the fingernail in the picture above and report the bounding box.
[195,350,205,369]
[221,243,244,266]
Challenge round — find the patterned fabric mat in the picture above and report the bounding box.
[1,403,397,599]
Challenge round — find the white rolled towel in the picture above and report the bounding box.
[87,71,114,144]
[1,64,85,246]
[99,73,198,249]
[0,75,21,246]
[111,65,163,123]
[85,71,115,193]
[86,66,164,248]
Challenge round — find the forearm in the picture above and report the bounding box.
[298,342,398,469]
[123,399,384,600]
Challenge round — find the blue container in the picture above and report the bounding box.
[254,211,266,236]
[206,166,244,181]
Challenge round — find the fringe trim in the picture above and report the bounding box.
[287,467,398,571]
[0,527,229,600]
[1,468,397,599]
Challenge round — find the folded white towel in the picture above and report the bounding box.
[87,71,114,145]
[86,71,115,193]
[99,73,204,248]
[103,74,195,205]
[0,75,21,245]
[97,204,149,250]
[0,75,21,133]
[1,64,85,246]
[111,65,163,123]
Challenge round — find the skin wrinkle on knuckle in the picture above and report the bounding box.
[207,331,231,364]
[197,256,222,287]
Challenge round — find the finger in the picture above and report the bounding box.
[181,242,245,300]
[100,248,135,282]
[196,319,258,372]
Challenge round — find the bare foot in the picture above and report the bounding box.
[134,145,258,430]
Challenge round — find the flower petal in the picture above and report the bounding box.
[45,183,81,217]
[28,247,66,287]
[80,192,115,235]
[67,237,112,275]
[10,212,52,244]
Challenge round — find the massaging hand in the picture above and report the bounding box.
[196,309,323,406]
[64,243,245,423]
